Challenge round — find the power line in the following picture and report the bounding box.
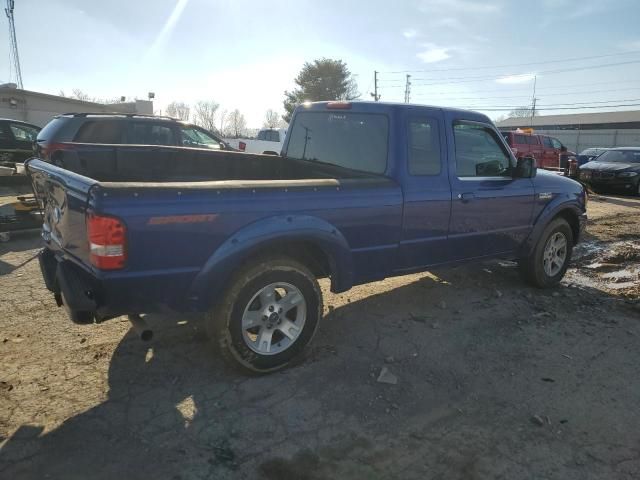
[379,50,640,74]
[409,80,640,97]
[411,86,640,102]
[459,103,640,112]
[377,60,640,88]
[445,98,640,109]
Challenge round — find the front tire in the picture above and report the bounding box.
[207,256,322,374]
[519,218,573,288]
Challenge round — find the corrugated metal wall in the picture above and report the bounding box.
[534,129,640,152]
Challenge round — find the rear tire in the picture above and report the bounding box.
[206,256,322,374]
[519,218,573,288]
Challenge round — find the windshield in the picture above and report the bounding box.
[594,150,640,164]
[286,111,388,174]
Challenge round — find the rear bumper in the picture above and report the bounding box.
[39,248,199,322]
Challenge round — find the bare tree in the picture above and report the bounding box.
[219,109,228,136]
[70,89,91,102]
[507,106,539,118]
[166,101,191,121]
[192,100,220,133]
[226,109,247,138]
[263,109,280,129]
[277,117,289,130]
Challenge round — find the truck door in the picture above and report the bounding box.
[398,110,452,269]
[446,118,535,258]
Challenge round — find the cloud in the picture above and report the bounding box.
[620,40,640,51]
[496,73,536,84]
[542,0,604,18]
[419,0,500,14]
[434,17,464,29]
[417,44,451,63]
[403,29,418,39]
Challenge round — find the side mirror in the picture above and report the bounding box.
[560,145,567,152]
[514,155,537,178]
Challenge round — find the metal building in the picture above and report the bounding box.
[496,110,640,152]
[0,84,153,127]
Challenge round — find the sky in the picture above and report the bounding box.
[2,0,640,128]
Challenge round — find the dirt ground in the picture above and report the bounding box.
[1,193,639,480]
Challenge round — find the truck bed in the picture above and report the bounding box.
[49,143,376,183]
[26,144,403,317]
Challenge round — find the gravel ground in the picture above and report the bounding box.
[1,193,639,480]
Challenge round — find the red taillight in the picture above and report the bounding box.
[87,213,127,270]
[39,142,73,161]
[238,141,246,151]
[326,101,352,109]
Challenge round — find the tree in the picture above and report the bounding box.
[192,100,220,133]
[219,109,228,136]
[166,101,191,121]
[283,58,360,122]
[507,106,539,118]
[70,88,91,102]
[264,109,280,129]
[226,109,247,138]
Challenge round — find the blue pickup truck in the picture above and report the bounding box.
[27,101,587,373]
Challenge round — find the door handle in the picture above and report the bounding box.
[457,192,475,203]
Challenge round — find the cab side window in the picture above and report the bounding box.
[75,121,124,144]
[454,123,511,177]
[128,123,175,146]
[408,118,441,175]
[551,138,562,149]
[543,137,553,148]
[10,124,39,143]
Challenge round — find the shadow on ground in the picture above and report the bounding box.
[1,262,639,480]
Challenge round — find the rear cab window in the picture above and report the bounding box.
[514,134,527,145]
[285,111,388,174]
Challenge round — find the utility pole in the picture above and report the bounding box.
[371,71,380,102]
[404,74,412,103]
[5,0,23,89]
[530,75,537,127]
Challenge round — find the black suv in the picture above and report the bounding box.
[36,113,234,162]
[0,118,41,165]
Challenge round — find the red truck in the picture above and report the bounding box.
[501,130,575,172]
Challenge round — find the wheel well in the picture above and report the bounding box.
[555,209,580,245]
[241,240,333,280]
